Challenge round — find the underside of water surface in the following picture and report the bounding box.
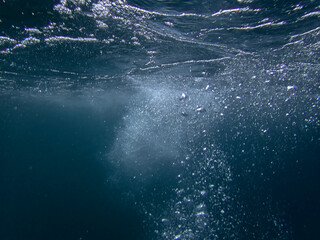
[0,1,320,239]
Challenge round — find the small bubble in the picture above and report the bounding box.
[287,85,296,91]
[164,21,174,27]
[196,106,205,112]
[196,211,206,216]
[176,189,184,195]
[174,234,181,240]
[161,218,169,223]
[197,203,205,209]
[180,93,188,100]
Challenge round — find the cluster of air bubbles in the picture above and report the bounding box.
[151,143,234,240]
[54,0,94,14]
[92,1,112,18]
[109,76,245,239]
[107,52,318,237]
[108,75,229,167]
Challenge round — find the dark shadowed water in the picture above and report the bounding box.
[0,0,320,239]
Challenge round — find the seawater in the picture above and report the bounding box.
[0,0,320,239]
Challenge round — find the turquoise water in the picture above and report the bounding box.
[1,1,320,239]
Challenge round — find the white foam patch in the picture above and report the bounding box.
[109,76,221,171]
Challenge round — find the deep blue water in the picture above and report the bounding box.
[1,0,320,239]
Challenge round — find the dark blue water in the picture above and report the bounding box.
[1,0,320,239]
